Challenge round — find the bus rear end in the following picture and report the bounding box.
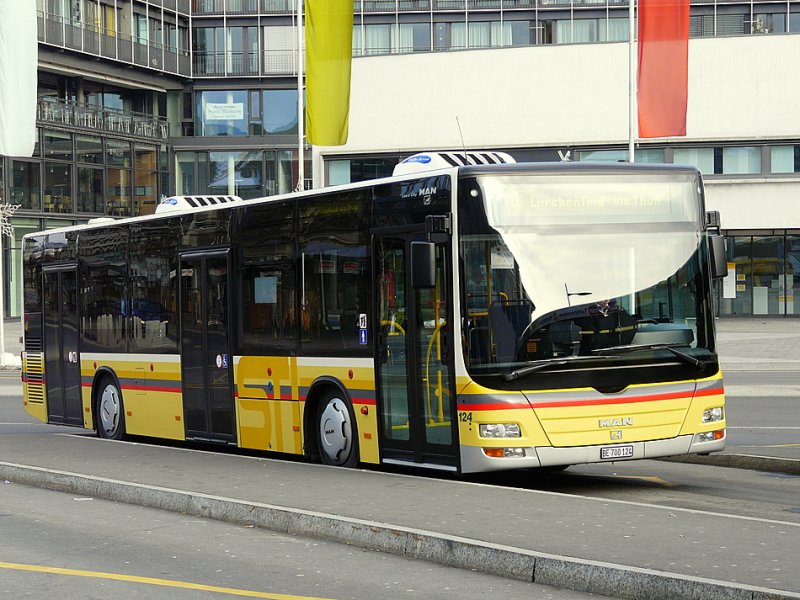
[455,163,726,473]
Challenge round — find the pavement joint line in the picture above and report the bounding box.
[1,461,798,600]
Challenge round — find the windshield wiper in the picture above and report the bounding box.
[504,355,620,382]
[591,343,705,369]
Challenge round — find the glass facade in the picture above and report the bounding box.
[718,234,800,317]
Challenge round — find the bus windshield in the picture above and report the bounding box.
[459,170,716,380]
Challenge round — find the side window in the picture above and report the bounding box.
[240,201,296,354]
[79,227,128,353]
[299,191,371,355]
[129,219,180,353]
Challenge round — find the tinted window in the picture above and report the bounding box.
[299,191,371,355]
[79,226,128,352]
[239,201,296,354]
[129,219,180,353]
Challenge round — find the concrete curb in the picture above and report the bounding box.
[663,453,800,475]
[1,461,798,600]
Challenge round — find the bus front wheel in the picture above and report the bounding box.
[316,391,358,467]
[95,376,126,440]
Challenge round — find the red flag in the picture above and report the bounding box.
[637,0,690,138]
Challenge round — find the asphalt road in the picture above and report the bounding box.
[0,478,604,600]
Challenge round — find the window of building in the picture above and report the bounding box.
[193,26,225,75]
[716,14,747,36]
[365,24,392,54]
[722,146,761,175]
[791,10,800,32]
[239,200,296,354]
[10,161,41,211]
[107,168,132,216]
[398,22,431,52]
[263,89,298,135]
[752,13,786,34]
[76,135,102,164]
[690,15,714,37]
[208,151,263,199]
[578,148,665,163]
[771,146,800,174]
[263,24,296,75]
[44,130,74,162]
[135,145,159,216]
[600,18,629,42]
[196,90,249,136]
[77,167,104,213]
[107,139,131,168]
[44,163,72,213]
[674,147,715,173]
[227,26,259,75]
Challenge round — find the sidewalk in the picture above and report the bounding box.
[715,318,800,371]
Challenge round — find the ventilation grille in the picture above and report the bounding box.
[436,151,515,167]
[24,351,45,403]
[392,150,516,177]
[156,195,244,214]
[25,336,42,353]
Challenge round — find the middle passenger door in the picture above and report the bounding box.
[374,231,458,470]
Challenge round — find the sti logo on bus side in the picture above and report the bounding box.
[599,417,634,428]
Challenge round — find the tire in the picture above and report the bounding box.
[95,376,126,440]
[316,390,358,467]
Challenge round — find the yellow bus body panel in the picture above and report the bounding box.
[234,356,380,464]
[82,356,185,440]
[457,374,725,449]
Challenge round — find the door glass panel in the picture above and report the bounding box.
[181,260,205,432]
[43,271,64,420]
[787,235,800,316]
[752,236,785,315]
[61,270,82,423]
[377,240,410,442]
[206,256,232,436]
[416,245,452,446]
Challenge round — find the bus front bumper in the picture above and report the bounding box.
[460,431,726,473]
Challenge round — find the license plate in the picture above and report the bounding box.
[600,445,634,460]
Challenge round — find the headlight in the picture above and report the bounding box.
[702,407,724,423]
[479,423,521,438]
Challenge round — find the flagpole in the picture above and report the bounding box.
[297,0,305,192]
[628,0,636,163]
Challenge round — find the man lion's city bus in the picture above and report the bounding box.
[21,153,728,474]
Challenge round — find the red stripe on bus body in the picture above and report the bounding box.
[457,402,531,411]
[459,388,721,412]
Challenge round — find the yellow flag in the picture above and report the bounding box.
[304,0,353,146]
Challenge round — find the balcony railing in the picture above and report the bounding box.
[192,0,296,14]
[37,11,191,78]
[37,98,169,141]
[193,51,261,77]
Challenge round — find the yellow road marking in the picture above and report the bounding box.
[612,475,675,487]
[0,562,334,600]
[761,443,800,448]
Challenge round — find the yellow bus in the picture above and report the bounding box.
[21,153,728,473]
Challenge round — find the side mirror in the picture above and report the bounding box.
[411,241,436,288]
[709,235,728,279]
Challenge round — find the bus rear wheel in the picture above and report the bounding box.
[316,391,358,467]
[95,376,126,440]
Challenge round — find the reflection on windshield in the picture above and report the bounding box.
[459,172,715,377]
